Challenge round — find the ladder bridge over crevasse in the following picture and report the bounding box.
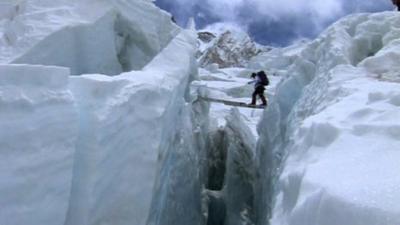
[199,96,266,109]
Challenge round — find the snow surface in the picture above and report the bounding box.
[0,64,77,225]
[255,11,400,225]
[0,0,179,75]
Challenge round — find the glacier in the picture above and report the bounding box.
[0,0,179,75]
[1,1,201,225]
[1,1,400,225]
[253,11,400,225]
[65,30,199,225]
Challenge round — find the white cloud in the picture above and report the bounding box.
[201,21,247,35]
[155,0,392,45]
[198,0,345,40]
[204,0,244,20]
[205,0,344,23]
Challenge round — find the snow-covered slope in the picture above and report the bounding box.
[255,12,400,225]
[197,29,270,69]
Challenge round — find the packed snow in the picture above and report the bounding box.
[0,64,77,225]
[0,0,179,75]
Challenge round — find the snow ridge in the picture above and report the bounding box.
[0,0,180,75]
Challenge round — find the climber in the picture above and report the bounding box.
[393,0,400,10]
[248,71,269,107]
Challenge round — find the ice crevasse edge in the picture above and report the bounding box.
[254,11,400,225]
[0,0,203,224]
[0,33,199,225]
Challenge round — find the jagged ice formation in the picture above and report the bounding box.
[253,12,400,225]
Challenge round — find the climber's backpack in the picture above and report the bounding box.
[257,71,269,86]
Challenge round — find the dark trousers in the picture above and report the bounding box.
[393,0,400,10]
[251,86,267,105]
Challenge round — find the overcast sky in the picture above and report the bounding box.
[155,0,394,46]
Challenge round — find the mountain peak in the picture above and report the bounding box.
[196,28,271,69]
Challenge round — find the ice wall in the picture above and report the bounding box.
[255,12,400,225]
[0,0,179,75]
[0,65,78,225]
[0,32,199,225]
[197,109,258,225]
[64,30,199,225]
[0,31,199,225]
[0,0,207,224]
[223,109,257,225]
[147,91,210,225]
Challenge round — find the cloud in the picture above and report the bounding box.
[201,21,247,35]
[208,0,342,22]
[155,0,393,46]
